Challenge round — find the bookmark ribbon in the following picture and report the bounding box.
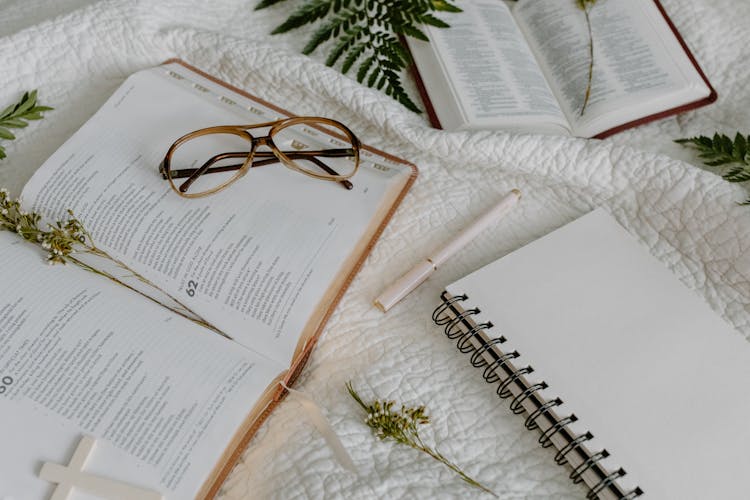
[280,381,357,473]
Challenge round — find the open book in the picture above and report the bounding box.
[0,60,416,499]
[407,0,716,138]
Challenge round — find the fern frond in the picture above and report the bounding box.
[342,41,368,73]
[262,0,460,112]
[677,132,750,204]
[326,25,364,66]
[676,133,750,167]
[303,10,356,54]
[356,54,376,83]
[271,0,334,34]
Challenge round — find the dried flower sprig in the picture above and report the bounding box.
[577,0,598,116]
[0,189,222,334]
[346,382,496,496]
[0,90,52,160]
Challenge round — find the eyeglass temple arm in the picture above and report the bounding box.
[162,149,354,190]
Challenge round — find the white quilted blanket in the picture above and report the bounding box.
[2,0,749,498]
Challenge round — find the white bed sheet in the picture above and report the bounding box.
[1,0,749,498]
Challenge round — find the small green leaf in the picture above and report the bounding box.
[255,0,288,10]
[20,112,43,121]
[418,13,449,28]
[399,24,429,41]
[0,128,16,140]
[341,42,367,74]
[431,0,461,12]
[0,118,28,128]
[0,104,15,120]
[367,66,379,88]
[15,91,37,115]
[356,55,376,83]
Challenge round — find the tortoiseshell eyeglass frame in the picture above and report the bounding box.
[159,116,361,198]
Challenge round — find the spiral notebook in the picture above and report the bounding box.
[432,209,750,499]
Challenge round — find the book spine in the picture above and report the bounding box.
[432,291,643,500]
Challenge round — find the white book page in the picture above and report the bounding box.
[513,0,710,137]
[0,232,282,499]
[408,0,570,134]
[20,63,411,366]
[446,210,750,498]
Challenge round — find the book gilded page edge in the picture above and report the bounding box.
[407,0,717,138]
[158,59,419,499]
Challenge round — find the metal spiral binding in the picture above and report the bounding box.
[432,291,643,500]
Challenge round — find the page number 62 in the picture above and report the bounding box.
[186,280,198,297]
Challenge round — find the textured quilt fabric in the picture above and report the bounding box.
[1,0,749,498]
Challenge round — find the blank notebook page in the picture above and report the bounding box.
[446,209,750,499]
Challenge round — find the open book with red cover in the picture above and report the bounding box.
[406,0,716,138]
[0,60,416,499]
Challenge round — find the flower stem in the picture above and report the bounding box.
[67,253,225,335]
[414,442,498,497]
[83,245,221,334]
[581,5,595,116]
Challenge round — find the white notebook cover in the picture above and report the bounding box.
[446,209,750,499]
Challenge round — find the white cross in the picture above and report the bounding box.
[39,435,163,500]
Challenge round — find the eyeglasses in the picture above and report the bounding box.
[159,117,361,198]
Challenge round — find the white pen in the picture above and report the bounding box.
[374,189,521,313]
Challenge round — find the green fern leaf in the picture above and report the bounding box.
[303,13,349,54]
[677,132,750,204]
[326,25,364,66]
[367,65,380,88]
[734,133,747,160]
[271,0,333,34]
[431,0,461,12]
[341,42,367,73]
[265,0,459,113]
[255,0,289,10]
[356,55,376,83]
[418,13,449,28]
[399,24,429,41]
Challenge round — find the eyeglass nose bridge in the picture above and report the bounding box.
[235,139,262,180]
[236,134,280,178]
[252,135,272,148]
